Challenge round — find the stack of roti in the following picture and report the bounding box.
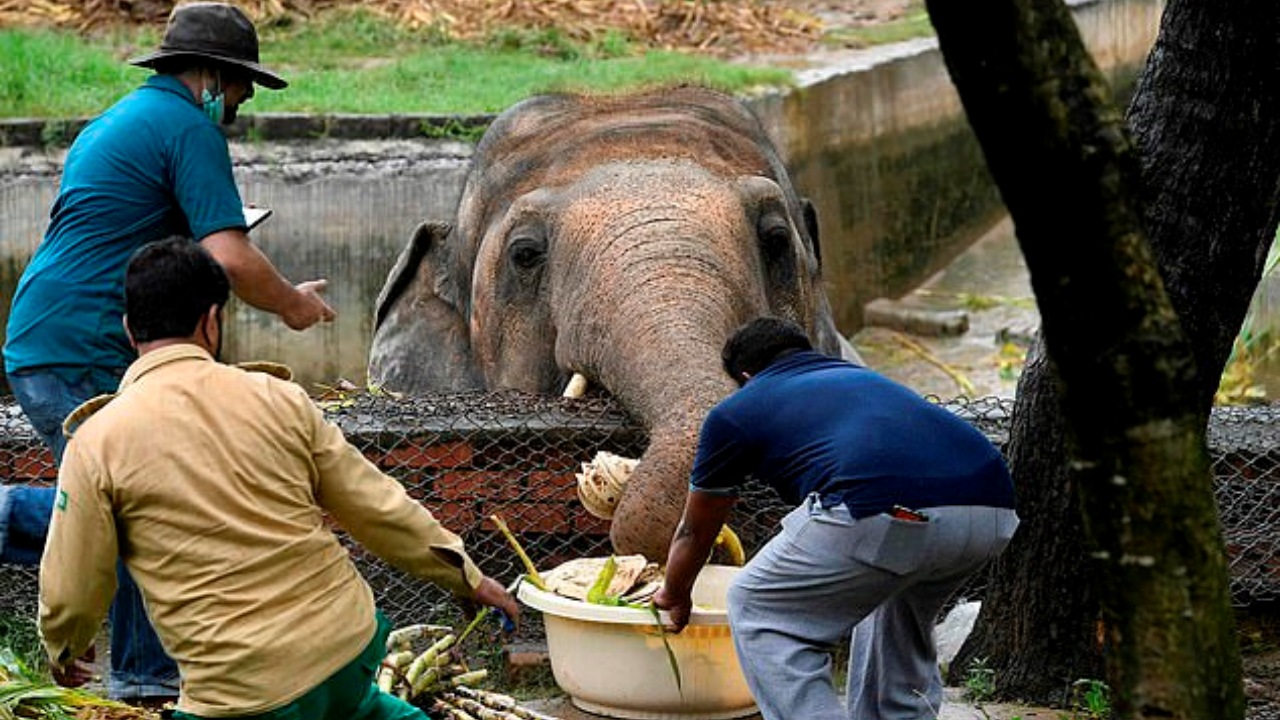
[540,555,663,603]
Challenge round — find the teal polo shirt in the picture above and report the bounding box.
[4,74,246,375]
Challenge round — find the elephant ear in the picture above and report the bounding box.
[368,221,484,393]
[800,198,865,365]
[802,197,823,268]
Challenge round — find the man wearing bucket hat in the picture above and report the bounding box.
[1,2,333,707]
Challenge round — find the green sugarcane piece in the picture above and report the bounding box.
[457,577,521,647]
[490,514,546,590]
[411,654,462,698]
[386,623,454,651]
[411,665,444,697]
[404,633,455,689]
[455,607,491,648]
[403,656,427,689]
[450,669,489,688]
[378,651,414,694]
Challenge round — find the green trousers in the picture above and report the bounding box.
[173,611,429,720]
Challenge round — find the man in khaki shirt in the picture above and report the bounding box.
[39,238,519,719]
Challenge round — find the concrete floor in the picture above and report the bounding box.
[852,216,1038,402]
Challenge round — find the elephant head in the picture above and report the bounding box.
[369,86,858,561]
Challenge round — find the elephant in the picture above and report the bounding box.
[368,85,858,562]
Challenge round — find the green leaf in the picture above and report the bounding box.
[647,602,682,694]
[586,555,618,605]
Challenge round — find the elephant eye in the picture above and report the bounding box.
[508,236,546,271]
[759,218,793,261]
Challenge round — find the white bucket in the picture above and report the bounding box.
[518,565,757,720]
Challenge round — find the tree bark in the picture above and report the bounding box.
[951,342,1105,702]
[1127,0,1280,408]
[923,0,1280,717]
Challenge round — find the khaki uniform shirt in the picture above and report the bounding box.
[39,345,483,717]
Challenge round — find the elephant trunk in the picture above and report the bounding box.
[602,330,738,561]
[558,239,759,561]
[550,165,777,560]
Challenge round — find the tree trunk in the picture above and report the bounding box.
[951,342,1105,703]
[923,0,1280,717]
[1127,0,1280,407]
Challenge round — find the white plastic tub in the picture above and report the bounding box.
[518,564,757,720]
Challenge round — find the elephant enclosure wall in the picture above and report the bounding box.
[1,394,1276,630]
[0,0,1163,391]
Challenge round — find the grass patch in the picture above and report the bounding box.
[0,28,149,118]
[0,8,793,118]
[0,611,45,677]
[822,5,934,50]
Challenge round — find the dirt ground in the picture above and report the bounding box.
[0,0,918,59]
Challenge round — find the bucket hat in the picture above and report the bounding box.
[128,3,287,89]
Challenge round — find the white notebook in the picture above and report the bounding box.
[243,206,273,231]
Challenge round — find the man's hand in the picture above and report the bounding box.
[50,646,96,688]
[652,585,692,634]
[465,576,521,633]
[284,279,336,330]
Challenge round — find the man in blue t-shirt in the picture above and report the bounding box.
[654,316,1019,720]
[0,3,335,707]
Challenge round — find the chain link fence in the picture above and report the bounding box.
[1,393,1277,642]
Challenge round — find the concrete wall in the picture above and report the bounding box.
[749,0,1165,330]
[0,0,1164,391]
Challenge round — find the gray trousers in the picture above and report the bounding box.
[726,496,1019,720]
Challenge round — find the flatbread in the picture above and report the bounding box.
[541,555,655,601]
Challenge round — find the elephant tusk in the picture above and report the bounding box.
[562,373,589,398]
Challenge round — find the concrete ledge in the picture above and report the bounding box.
[0,112,500,148]
[864,297,971,337]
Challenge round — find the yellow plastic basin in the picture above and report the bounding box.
[517,564,757,720]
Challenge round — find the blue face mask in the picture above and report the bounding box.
[201,71,225,125]
[201,86,225,125]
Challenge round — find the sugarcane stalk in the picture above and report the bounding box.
[456,576,521,647]
[449,669,489,688]
[454,607,491,648]
[381,648,412,671]
[404,633,455,690]
[489,514,547,590]
[434,697,481,720]
[452,687,562,720]
[441,692,522,720]
[386,623,454,651]
[376,664,396,693]
[412,665,445,697]
[414,658,472,698]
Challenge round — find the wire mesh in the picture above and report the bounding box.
[1,393,1277,643]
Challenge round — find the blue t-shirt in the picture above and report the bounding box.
[4,74,246,375]
[690,351,1015,516]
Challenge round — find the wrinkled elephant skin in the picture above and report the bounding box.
[369,86,858,561]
